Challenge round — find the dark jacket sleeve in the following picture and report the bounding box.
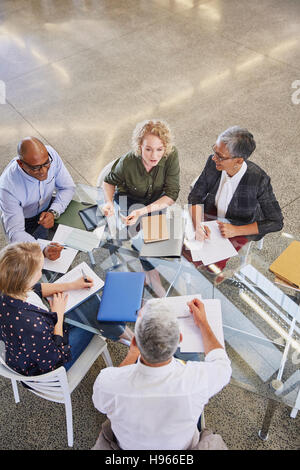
[255,174,284,236]
[188,156,215,205]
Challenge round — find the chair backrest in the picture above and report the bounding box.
[96,158,118,188]
[0,355,69,404]
[0,210,9,243]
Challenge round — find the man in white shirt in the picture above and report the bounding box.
[0,137,75,260]
[92,297,232,450]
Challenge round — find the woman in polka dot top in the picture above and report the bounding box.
[0,242,95,376]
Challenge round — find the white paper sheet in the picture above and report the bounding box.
[52,224,100,252]
[48,261,104,312]
[185,220,238,265]
[38,238,78,274]
[148,294,202,318]
[180,299,224,352]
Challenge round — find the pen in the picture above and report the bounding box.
[48,242,67,250]
[199,224,208,237]
[81,268,89,282]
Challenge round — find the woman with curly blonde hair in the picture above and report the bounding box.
[102,119,180,226]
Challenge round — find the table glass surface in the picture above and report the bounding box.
[43,186,300,410]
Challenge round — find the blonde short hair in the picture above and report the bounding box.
[131,119,174,157]
[0,242,42,297]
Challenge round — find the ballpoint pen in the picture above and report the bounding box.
[81,268,89,282]
[48,242,67,250]
[199,224,208,237]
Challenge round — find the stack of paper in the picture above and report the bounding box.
[48,261,104,312]
[185,220,238,265]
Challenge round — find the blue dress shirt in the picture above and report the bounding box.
[0,145,75,242]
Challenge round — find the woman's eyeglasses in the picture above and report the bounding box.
[212,145,240,162]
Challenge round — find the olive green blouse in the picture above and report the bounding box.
[104,147,180,204]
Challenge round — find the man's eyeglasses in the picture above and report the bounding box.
[212,145,240,162]
[20,153,53,172]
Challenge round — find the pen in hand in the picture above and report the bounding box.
[81,268,89,283]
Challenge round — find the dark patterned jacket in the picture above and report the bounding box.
[188,155,283,241]
[0,284,71,376]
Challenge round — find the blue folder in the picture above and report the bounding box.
[97,271,145,322]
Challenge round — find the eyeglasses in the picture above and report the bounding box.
[20,153,53,172]
[212,145,240,162]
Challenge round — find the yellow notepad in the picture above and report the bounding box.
[142,214,169,243]
[269,241,300,288]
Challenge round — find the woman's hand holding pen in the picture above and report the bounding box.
[69,274,94,291]
[195,224,211,242]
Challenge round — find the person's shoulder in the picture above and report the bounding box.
[166,146,179,160]
[46,144,61,162]
[245,160,270,181]
[97,363,136,388]
[0,158,19,183]
[116,151,137,167]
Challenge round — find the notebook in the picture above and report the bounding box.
[142,295,224,353]
[139,211,184,258]
[38,238,78,274]
[48,262,104,312]
[97,271,145,322]
[142,213,169,243]
[269,241,300,288]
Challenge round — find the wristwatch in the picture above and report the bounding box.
[48,209,60,220]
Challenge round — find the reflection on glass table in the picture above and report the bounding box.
[44,186,299,440]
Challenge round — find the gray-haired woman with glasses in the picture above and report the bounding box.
[188,126,283,243]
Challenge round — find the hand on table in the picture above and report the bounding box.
[38,211,55,229]
[217,221,239,238]
[43,242,64,260]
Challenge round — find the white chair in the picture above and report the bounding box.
[0,335,113,447]
[97,158,118,188]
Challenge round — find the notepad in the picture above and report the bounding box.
[97,271,145,322]
[179,299,224,352]
[185,220,238,265]
[269,241,300,288]
[49,261,104,312]
[52,224,101,252]
[38,238,78,274]
[143,295,224,353]
[142,213,169,243]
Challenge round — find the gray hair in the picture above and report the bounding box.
[135,299,180,364]
[217,126,256,160]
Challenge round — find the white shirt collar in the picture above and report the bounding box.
[136,356,177,376]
